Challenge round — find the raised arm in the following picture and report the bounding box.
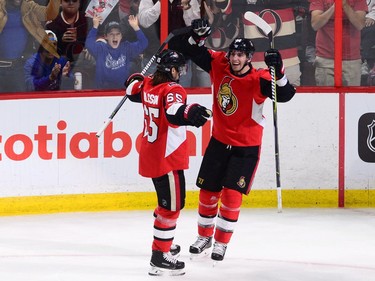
[138,0,161,28]
[182,0,201,26]
[261,49,296,102]
[172,19,213,73]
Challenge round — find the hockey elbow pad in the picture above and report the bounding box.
[127,93,142,103]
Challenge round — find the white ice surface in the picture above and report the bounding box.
[0,208,374,281]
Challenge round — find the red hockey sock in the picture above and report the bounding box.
[152,206,180,252]
[214,187,242,244]
[197,189,221,237]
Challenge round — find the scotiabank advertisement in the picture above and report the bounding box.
[0,95,212,197]
[0,92,374,197]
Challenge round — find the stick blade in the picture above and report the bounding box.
[244,11,272,36]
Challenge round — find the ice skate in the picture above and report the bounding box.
[211,241,227,264]
[149,250,185,276]
[189,236,212,260]
[170,244,181,257]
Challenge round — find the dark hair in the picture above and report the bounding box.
[151,70,176,86]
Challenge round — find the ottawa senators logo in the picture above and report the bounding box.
[237,176,246,189]
[217,77,238,115]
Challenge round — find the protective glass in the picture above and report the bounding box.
[178,64,187,76]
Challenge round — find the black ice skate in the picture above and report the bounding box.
[211,241,227,262]
[170,244,181,256]
[189,236,212,259]
[149,250,185,276]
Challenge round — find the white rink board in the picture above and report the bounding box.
[255,93,339,190]
[0,92,365,197]
[345,94,375,189]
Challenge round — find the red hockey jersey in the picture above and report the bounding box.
[208,49,271,146]
[129,76,189,178]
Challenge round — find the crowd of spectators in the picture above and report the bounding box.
[0,0,374,92]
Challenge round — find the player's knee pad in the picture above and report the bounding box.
[154,206,180,228]
[221,187,242,208]
[214,188,242,243]
[219,187,242,221]
[199,189,221,216]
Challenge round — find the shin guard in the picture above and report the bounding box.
[214,187,242,244]
[197,189,221,237]
[152,206,180,252]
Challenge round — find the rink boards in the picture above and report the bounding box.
[0,89,374,214]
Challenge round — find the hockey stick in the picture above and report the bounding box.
[96,26,191,138]
[244,11,282,213]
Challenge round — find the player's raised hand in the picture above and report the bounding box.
[189,19,212,46]
[264,48,284,79]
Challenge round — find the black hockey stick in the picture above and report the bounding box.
[96,26,191,138]
[244,11,282,213]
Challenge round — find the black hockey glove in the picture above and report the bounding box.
[124,73,144,88]
[189,19,212,46]
[184,103,211,127]
[264,48,284,79]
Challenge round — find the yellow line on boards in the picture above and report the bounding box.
[0,190,374,216]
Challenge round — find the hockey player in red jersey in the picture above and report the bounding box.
[125,49,211,276]
[172,19,296,262]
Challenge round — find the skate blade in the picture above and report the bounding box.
[189,248,211,261]
[212,259,223,267]
[148,266,185,276]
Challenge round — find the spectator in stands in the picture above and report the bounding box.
[0,0,60,93]
[85,13,148,89]
[201,0,240,52]
[310,0,367,86]
[361,0,375,85]
[137,0,201,87]
[117,0,143,74]
[295,0,317,86]
[81,0,121,38]
[24,30,73,91]
[241,0,302,86]
[118,0,140,20]
[46,0,95,88]
[45,0,88,65]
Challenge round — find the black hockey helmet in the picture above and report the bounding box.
[156,49,186,74]
[228,38,255,57]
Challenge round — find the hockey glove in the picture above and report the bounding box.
[184,103,211,127]
[189,19,212,46]
[264,49,285,79]
[124,73,144,88]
